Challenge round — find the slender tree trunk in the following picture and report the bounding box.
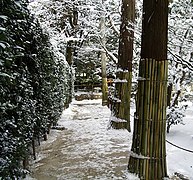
[66,40,73,103]
[100,1,108,106]
[66,6,79,104]
[111,0,135,131]
[43,131,48,141]
[32,139,36,160]
[37,134,40,146]
[23,156,29,170]
[167,83,172,106]
[171,71,186,107]
[128,0,168,179]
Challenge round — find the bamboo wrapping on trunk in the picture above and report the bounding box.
[110,71,132,131]
[128,58,168,179]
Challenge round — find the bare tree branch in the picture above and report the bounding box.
[168,49,193,71]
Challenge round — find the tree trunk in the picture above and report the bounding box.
[100,1,108,106]
[32,139,36,160]
[23,156,29,170]
[43,129,48,141]
[171,71,186,107]
[111,0,135,131]
[167,83,172,107]
[37,134,40,146]
[128,0,168,179]
[172,90,181,107]
[66,41,73,103]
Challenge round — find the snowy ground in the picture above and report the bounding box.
[166,102,193,179]
[26,99,193,180]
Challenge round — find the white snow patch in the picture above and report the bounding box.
[114,78,128,83]
[167,104,193,178]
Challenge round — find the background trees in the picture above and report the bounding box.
[166,0,193,132]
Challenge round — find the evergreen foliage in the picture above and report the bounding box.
[0,0,70,178]
[166,105,187,133]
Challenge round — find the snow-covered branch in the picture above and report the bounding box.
[99,42,118,63]
[107,14,120,36]
[168,49,193,71]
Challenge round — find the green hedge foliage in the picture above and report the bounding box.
[0,0,71,179]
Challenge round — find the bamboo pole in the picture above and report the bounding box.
[161,61,166,178]
[149,59,157,179]
[141,59,148,177]
[156,60,161,179]
[147,58,154,178]
[145,58,152,179]
[162,60,168,176]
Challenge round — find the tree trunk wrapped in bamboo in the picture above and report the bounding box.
[110,0,135,131]
[128,0,168,179]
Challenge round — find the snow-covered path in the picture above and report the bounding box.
[28,99,138,180]
[27,99,193,180]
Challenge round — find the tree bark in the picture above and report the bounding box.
[111,0,135,131]
[128,0,168,179]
